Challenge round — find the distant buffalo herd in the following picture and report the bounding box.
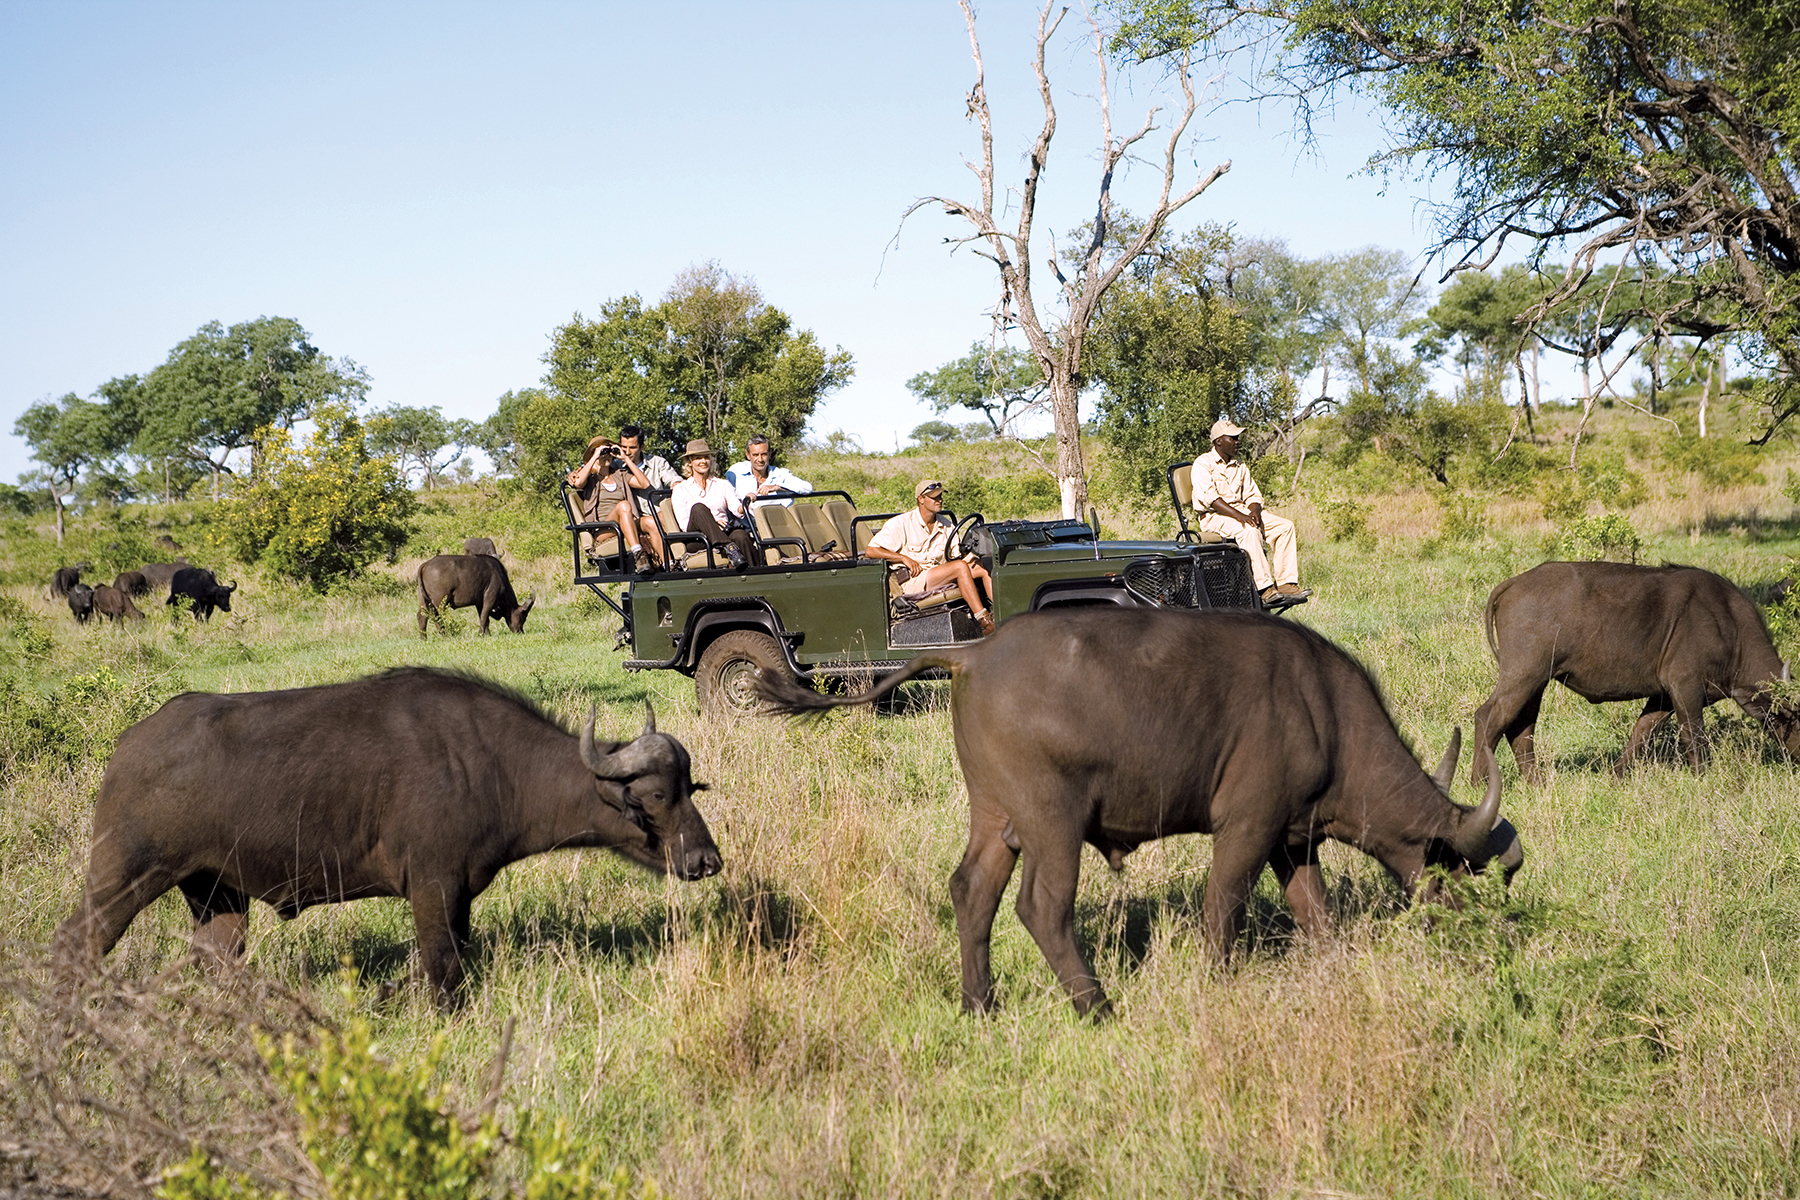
[51,558,235,625]
[45,551,1800,1016]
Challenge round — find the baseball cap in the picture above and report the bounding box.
[1209,418,1245,440]
[916,478,944,497]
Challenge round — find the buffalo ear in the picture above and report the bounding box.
[1432,727,1462,795]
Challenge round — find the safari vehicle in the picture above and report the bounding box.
[561,478,1265,714]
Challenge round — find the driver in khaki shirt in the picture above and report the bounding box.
[866,478,996,635]
[1192,418,1309,605]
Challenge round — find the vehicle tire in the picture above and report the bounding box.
[695,630,794,718]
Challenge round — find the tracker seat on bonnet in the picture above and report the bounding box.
[1166,461,1227,547]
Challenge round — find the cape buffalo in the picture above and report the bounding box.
[66,582,95,624]
[463,536,499,558]
[757,609,1521,1017]
[137,559,190,596]
[92,583,145,625]
[55,669,722,1007]
[155,534,183,554]
[418,553,534,636]
[1473,561,1800,780]
[50,564,89,598]
[167,566,236,621]
[113,569,150,597]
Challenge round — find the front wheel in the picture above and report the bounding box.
[694,630,795,717]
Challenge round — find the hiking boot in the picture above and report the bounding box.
[724,544,747,571]
[1276,582,1310,599]
[975,609,995,635]
[631,547,654,574]
[1260,586,1280,605]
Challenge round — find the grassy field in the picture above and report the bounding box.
[5,410,1800,1196]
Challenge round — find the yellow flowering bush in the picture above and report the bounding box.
[224,402,417,591]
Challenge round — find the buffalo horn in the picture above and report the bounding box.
[579,705,662,780]
[1432,727,1462,794]
[1451,751,1504,861]
[225,580,238,593]
[642,699,656,736]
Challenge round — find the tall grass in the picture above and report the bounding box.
[5,415,1800,1196]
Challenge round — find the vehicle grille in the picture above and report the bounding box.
[1123,558,1199,607]
[1197,551,1258,609]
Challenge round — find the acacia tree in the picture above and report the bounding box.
[906,343,1048,436]
[1152,0,1800,438]
[907,1,1231,519]
[139,317,369,498]
[365,405,477,491]
[12,392,128,543]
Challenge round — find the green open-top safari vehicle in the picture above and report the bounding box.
[562,477,1266,714]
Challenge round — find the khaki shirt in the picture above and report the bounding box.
[1191,449,1264,512]
[869,508,953,568]
[574,468,633,524]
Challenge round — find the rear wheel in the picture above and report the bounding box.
[695,630,793,717]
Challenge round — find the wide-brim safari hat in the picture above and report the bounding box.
[586,434,616,453]
[681,438,716,460]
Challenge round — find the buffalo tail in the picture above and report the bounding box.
[755,653,965,719]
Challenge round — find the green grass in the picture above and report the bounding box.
[6,436,1800,1196]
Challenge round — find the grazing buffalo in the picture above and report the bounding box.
[418,554,534,636]
[1473,561,1800,780]
[167,566,236,621]
[113,570,150,597]
[463,536,499,558]
[66,583,95,624]
[758,609,1521,1017]
[54,669,722,1006]
[137,560,190,595]
[92,583,145,625]
[50,564,90,598]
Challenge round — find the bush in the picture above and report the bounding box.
[1661,435,1765,487]
[158,1008,660,1200]
[1316,496,1374,548]
[1538,450,1646,521]
[222,403,418,592]
[1437,491,1490,542]
[1557,513,1643,562]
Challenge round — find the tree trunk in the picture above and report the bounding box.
[1699,353,1713,438]
[1048,371,1089,518]
[52,483,65,545]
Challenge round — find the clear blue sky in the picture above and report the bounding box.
[0,0,1446,483]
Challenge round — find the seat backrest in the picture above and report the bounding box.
[822,499,857,551]
[761,505,808,563]
[750,504,781,565]
[853,514,894,555]
[795,504,839,554]
[1168,461,1196,509]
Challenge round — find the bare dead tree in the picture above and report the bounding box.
[905,1,1231,518]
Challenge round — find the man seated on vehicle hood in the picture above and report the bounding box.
[866,479,995,635]
[1191,418,1308,605]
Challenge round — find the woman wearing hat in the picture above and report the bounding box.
[670,439,756,570]
[567,434,663,572]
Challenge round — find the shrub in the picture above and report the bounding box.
[157,1010,660,1200]
[1437,491,1490,542]
[1557,513,1643,562]
[1316,496,1373,548]
[222,403,418,592]
[1661,435,1765,488]
[1538,450,1646,521]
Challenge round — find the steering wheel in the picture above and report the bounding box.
[951,511,985,561]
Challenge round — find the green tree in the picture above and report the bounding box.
[1088,266,1255,505]
[221,402,416,590]
[1334,347,1509,487]
[13,392,131,543]
[475,386,549,478]
[538,267,852,491]
[1118,0,1800,437]
[1311,247,1427,397]
[140,317,369,499]
[906,343,1047,435]
[365,405,477,491]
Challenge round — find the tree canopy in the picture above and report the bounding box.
[1119,0,1800,435]
[525,265,852,493]
[138,317,369,497]
[905,343,1047,436]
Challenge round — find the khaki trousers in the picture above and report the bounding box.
[1196,510,1298,590]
